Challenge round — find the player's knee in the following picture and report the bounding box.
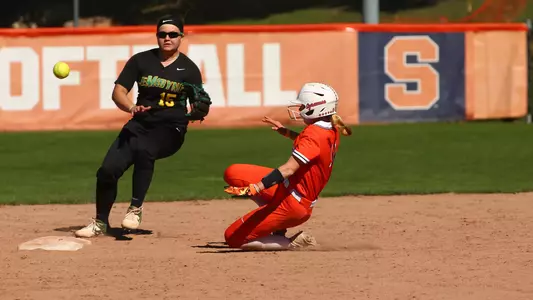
[134,149,155,169]
[223,164,236,184]
[223,164,246,185]
[96,166,118,183]
[225,236,243,249]
[224,228,244,248]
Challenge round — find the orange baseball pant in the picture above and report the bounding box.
[223,164,313,248]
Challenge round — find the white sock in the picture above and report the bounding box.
[240,235,291,251]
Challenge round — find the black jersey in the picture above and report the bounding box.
[115,48,203,128]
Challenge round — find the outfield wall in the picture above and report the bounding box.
[0,23,528,131]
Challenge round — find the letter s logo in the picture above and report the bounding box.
[384,36,440,111]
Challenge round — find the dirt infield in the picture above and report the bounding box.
[2,193,533,300]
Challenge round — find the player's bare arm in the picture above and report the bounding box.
[253,156,301,192]
[111,84,150,115]
[111,84,134,113]
[262,116,299,140]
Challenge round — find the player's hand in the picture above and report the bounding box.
[262,116,285,131]
[130,105,151,116]
[224,184,260,197]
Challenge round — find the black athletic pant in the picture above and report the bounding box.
[95,120,185,224]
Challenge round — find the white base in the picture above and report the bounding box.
[18,236,91,251]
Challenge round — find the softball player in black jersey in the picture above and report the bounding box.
[76,15,212,238]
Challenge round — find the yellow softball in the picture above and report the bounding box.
[53,62,70,79]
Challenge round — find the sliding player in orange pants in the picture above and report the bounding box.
[223,82,352,250]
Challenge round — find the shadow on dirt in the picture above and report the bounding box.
[191,241,382,253]
[54,225,153,241]
[191,242,250,253]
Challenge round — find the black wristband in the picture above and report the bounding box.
[277,127,289,137]
[260,168,284,189]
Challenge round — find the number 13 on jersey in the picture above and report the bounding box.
[159,92,176,107]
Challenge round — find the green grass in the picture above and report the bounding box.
[212,0,533,25]
[1,122,532,205]
[214,7,362,25]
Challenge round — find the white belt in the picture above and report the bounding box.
[290,189,317,208]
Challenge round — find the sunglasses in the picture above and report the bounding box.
[157,31,183,39]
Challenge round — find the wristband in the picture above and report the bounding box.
[277,127,290,138]
[260,168,284,189]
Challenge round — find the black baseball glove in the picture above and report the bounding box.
[181,82,212,122]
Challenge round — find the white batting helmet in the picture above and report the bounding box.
[287,82,339,120]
